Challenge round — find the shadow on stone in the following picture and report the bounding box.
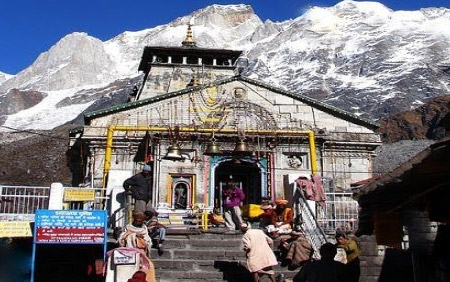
[214,260,251,282]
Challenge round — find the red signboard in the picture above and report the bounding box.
[35,227,105,243]
[34,210,107,244]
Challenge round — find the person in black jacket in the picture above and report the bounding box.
[293,243,345,282]
[123,164,153,213]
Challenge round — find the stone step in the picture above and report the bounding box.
[155,269,247,282]
[155,269,298,282]
[151,248,245,260]
[160,237,243,249]
[153,259,300,274]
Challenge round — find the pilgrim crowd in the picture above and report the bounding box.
[108,168,359,282]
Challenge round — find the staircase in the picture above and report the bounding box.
[151,230,299,282]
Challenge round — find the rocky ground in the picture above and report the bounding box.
[0,125,73,186]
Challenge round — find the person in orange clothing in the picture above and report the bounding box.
[271,199,293,234]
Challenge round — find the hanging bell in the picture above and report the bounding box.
[203,141,222,156]
[233,140,251,155]
[162,143,185,161]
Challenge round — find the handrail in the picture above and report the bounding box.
[293,187,328,259]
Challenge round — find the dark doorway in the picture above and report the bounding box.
[214,159,261,209]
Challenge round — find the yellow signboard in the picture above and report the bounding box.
[64,189,95,201]
[0,221,32,237]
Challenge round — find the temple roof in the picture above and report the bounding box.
[84,75,379,130]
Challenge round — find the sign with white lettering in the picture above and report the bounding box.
[113,251,136,265]
[34,210,106,244]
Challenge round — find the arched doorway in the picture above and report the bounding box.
[212,158,265,210]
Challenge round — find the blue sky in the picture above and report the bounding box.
[0,0,448,75]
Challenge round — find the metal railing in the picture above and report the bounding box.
[0,185,50,221]
[0,185,109,221]
[293,190,328,259]
[317,192,359,234]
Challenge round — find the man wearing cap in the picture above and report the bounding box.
[123,164,153,214]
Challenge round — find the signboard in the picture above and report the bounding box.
[63,189,95,201]
[113,251,137,265]
[0,221,32,237]
[34,210,106,244]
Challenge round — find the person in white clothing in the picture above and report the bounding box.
[241,222,278,282]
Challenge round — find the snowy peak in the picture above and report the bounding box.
[187,4,259,28]
[103,4,263,76]
[1,1,450,131]
[248,1,450,118]
[0,32,117,92]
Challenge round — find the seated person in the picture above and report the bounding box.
[271,199,293,234]
[279,230,313,270]
[208,207,225,226]
[258,199,275,229]
[144,210,166,255]
[119,213,152,256]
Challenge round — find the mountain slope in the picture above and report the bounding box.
[0,1,450,131]
[0,71,13,86]
[379,94,450,142]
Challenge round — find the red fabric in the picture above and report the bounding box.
[128,271,147,282]
[296,178,314,200]
[312,175,326,206]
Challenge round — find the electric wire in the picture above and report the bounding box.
[0,125,67,140]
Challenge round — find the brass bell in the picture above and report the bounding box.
[233,140,251,155]
[162,143,185,161]
[203,141,222,156]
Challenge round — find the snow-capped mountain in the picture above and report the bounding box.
[1,1,449,131]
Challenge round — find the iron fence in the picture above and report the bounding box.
[0,185,108,221]
[317,192,359,234]
[0,185,50,221]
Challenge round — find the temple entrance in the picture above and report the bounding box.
[214,159,262,210]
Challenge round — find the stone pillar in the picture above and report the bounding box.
[48,182,64,210]
[358,235,385,282]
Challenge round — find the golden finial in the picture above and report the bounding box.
[182,23,196,47]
